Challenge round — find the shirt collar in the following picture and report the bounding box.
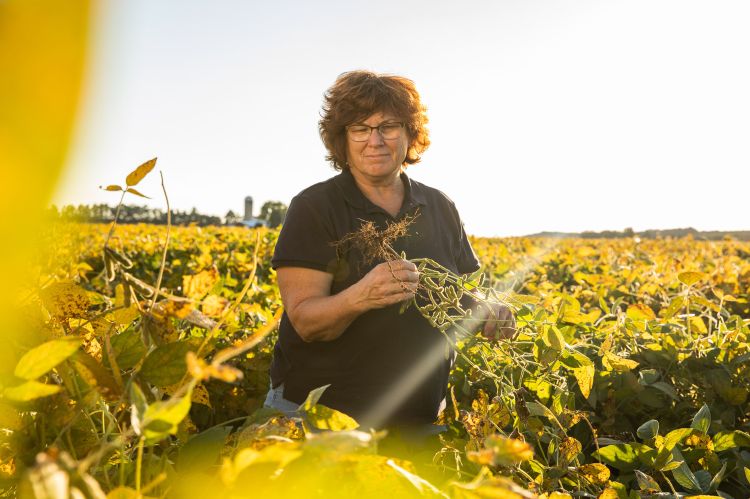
[334,168,427,216]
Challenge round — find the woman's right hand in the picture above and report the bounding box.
[351,259,419,311]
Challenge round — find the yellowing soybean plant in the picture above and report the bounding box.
[4,219,750,498]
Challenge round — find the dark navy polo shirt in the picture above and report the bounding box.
[270,168,480,428]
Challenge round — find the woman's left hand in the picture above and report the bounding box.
[481,303,517,341]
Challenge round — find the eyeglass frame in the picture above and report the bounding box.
[345,121,405,142]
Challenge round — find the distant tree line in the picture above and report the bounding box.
[527,227,750,241]
[48,201,288,228]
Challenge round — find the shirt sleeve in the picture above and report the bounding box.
[271,194,339,274]
[456,220,481,275]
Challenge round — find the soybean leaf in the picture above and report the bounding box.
[650,381,679,401]
[634,470,661,492]
[638,369,660,386]
[140,341,196,387]
[4,381,61,401]
[671,447,702,492]
[678,271,707,287]
[14,337,82,380]
[637,419,659,440]
[300,384,331,411]
[691,404,711,434]
[694,469,712,493]
[142,388,192,443]
[178,426,231,470]
[592,444,639,472]
[576,463,610,486]
[305,403,359,431]
[125,188,150,199]
[708,461,727,492]
[125,157,157,187]
[129,383,148,435]
[663,428,693,451]
[102,184,122,191]
[627,303,655,321]
[713,430,750,452]
[108,328,147,370]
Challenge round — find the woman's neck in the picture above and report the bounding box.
[350,169,405,217]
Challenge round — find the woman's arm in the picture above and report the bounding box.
[277,259,419,342]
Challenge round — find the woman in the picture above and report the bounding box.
[265,70,514,431]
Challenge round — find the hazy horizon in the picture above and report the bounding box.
[54,0,750,237]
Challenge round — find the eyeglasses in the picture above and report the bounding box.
[346,122,404,142]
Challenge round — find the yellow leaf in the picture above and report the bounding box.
[192,384,211,407]
[102,184,122,191]
[468,435,534,467]
[125,157,157,187]
[577,463,610,485]
[597,489,619,499]
[40,281,90,319]
[113,305,139,325]
[602,351,639,372]
[202,294,229,318]
[183,268,219,300]
[678,271,707,287]
[125,187,150,198]
[573,365,594,398]
[0,403,22,431]
[689,316,707,334]
[626,303,655,321]
[559,436,582,465]
[106,487,138,499]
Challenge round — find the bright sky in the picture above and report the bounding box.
[55,0,750,237]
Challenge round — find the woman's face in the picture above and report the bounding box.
[345,111,408,184]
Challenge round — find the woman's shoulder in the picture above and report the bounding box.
[291,174,343,207]
[407,175,459,211]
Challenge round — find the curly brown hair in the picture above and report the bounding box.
[319,70,430,171]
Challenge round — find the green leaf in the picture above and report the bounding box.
[142,387,192,443]
[691,404,711,434]
[634,470,661,492]
[708,461,727,492]
[560,349,593,369]
[108,328,147,370]
[652,446,674,470]
[637,419,659,440]
[305,404,359,431]
[661,460,684,472]
[713,430,750,452]
[4,381,61,401]
[125,157,157,187]
[671,447,702,492]
[14,337,82,380]
[663,428,693,450]
[592,444,639,472]
[300,384,330,411]
[638,369,660,386]
[694,469,712,493]
[542,326,565,351]
[140,341,195,387]
[650,381,679,400]
[129,383,148,435]
[178,426,231,470]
